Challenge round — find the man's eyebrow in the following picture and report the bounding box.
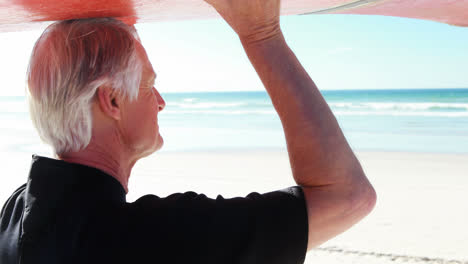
[146,73,156,85]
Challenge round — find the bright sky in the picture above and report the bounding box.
[1,14,467,96]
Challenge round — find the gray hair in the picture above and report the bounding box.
[27,18,143,155]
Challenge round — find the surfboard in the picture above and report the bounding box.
[0,0,467,32]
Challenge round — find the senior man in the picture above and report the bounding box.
[0,0,376,263]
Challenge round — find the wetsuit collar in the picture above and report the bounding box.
[27,155,126,205]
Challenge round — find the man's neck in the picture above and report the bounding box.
[59,139,136,194]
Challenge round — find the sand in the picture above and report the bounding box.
[1,150,467,263]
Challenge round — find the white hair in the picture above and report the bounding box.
[27,18,143,155]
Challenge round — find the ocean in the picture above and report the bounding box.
[1,88,467,155]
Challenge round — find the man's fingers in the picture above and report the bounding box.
[203,0,226,14]
[203,0,220,7]
[201,0,281,43]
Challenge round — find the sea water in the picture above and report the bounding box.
[1,89,467,155]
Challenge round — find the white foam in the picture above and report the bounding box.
[329,102,468,111]
[164,110,276,115]
[333,110,468,117]
[166,102,247,109]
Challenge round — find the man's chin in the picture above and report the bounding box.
[154,135,164,152]
[138,136,163,159]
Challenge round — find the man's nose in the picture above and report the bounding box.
[155,88,166,112]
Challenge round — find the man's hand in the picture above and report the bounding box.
[204,0,282,44]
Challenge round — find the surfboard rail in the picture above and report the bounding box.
[0,0,467,32]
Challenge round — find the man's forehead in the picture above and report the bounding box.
[136,41,156,80]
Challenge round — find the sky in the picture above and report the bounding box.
[0,14,467,95]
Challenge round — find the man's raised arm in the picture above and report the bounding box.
[205,0,377,250]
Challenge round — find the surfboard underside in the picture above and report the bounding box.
[0,0,467,32]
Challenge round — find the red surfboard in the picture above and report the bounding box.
[0,0,467,32]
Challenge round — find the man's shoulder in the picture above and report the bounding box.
[0,183,27,264]
[115,188,308,264]
[124,187,306,221]
[1,183,27,221]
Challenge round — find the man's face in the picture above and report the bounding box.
[119,42,166,158]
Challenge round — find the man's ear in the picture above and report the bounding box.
[96,86,122,120]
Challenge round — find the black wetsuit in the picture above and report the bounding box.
[0,155,308,264]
